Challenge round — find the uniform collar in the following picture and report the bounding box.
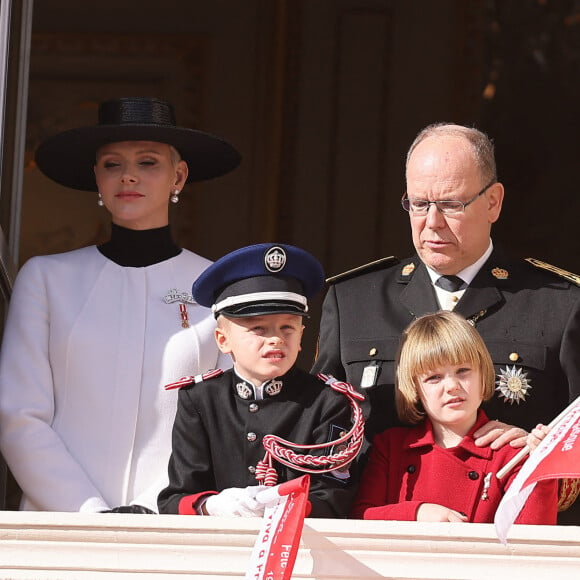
[424,240,494,287]
[234,369,289,400]
[398,247,509,322]
[406,409,493,459]
[453,247,510,319]
[399,260,439,317]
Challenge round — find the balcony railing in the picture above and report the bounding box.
[0,511,579,578]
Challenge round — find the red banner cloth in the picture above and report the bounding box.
[495,400,580,543]
[246,475,310,580]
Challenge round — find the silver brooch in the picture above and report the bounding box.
[480,472,492,501]
[163,288,196,305]
[264,380,283,397]
[163,289,196,329]
[236,381,254,400]
[496,365,532,404]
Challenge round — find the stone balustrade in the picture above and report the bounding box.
[0,511,579,578]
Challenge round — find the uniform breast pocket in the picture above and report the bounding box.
[485,340,547,371]
[343,338,400,389]
[485,339,547,406]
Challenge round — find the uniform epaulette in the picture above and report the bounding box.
[326,256,399,284]
[164,369,224,390]
[525,258,580,287]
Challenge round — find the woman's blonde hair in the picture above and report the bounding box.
[395,311,495,424]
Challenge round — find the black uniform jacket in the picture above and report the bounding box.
[158,366,357,518]
[313,248,580,442]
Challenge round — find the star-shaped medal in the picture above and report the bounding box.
[495,365,532,404]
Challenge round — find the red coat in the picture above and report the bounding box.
[351,410,557,523]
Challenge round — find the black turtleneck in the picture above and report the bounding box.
[98,223,181,267]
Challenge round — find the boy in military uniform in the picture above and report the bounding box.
[158,243,360,518]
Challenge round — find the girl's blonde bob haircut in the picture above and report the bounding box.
[395,311,496,424]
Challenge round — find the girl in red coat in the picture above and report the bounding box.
[351,311,557,524]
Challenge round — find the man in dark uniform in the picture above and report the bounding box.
[312,123,580,522]
[158,243,361,519]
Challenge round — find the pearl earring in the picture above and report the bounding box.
[97,193,104,207]
[170,189,180,204]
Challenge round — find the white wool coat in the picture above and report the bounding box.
[0,246,229,512]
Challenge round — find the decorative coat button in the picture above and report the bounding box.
[406,465,416,474]
[247,432,257,442]
[369,347,377,356]
[468,471,479,480]
[248,465,256,474]
[509,352,519,362]
[249,403,259,413]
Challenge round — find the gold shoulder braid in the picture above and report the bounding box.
[326,256,398,284]
[526,258,580,287]
[527,258,580,512]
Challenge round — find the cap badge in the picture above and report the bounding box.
[236,381,254,400]
[496,365,532,404]
[491,267,509,280]
[264,379,283,397]
[264,246,287,273]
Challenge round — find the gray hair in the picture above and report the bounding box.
[406,123,497,184]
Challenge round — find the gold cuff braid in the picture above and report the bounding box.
[558,478,580,512]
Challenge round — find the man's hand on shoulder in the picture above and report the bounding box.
[473,420,528,449]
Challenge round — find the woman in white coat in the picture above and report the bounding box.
[0,97,240,513]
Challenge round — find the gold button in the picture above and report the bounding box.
[509,352,519,362]
[369,348,377,356]
[452,296,459,302]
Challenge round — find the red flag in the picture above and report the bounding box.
[246,475,310,580]
[494,400,580,543]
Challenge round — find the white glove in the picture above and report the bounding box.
[204,486,266,517]
[254,485,284,509]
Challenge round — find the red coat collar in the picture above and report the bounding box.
[405,409,493,460]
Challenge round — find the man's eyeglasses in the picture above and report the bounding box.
[401,180,496,215]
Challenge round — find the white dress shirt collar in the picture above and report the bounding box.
[426,240,494,310]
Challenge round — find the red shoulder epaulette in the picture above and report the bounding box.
[164,368,224,390]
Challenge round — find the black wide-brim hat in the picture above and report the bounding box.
[34,97,241,191]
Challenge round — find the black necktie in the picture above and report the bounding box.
[435,275,466,292]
